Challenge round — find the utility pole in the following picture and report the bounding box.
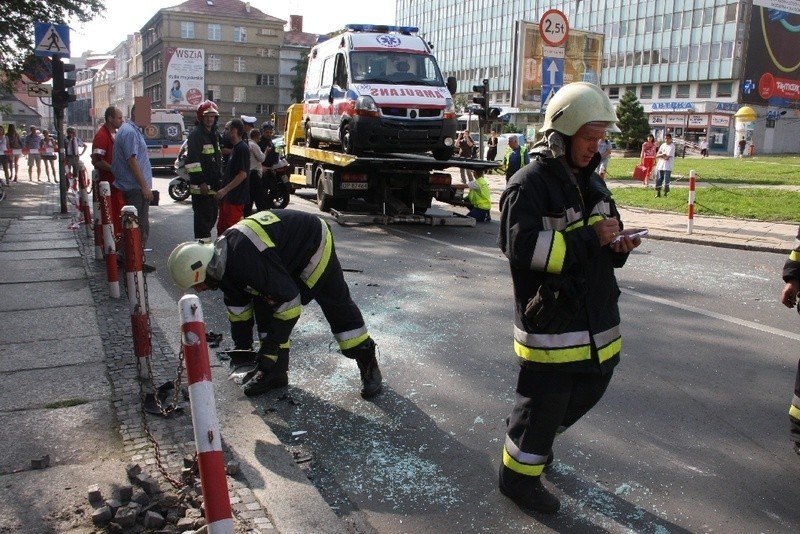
[51,56,76,214]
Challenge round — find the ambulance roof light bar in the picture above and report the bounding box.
[343,24,419,35]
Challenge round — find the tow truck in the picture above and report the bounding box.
[283,104,499,226]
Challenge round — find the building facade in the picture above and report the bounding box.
[139,0,284,123]
[279,15,318,119]
[396,0,800,155]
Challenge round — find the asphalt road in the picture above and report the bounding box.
[146,174,800,533]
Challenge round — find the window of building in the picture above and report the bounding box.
[640,85,653,99]
[233,86,246,102]
[234,57,246,72]
[619,20,627,38]
[692,8,702,28]
[642,49,650,65]
[626,51,634,66]
[722,41,734,59]
[717,82,733,97]
[207,54,221,71]
[690,44,699,62]
[654,15,662,32]
[645,17,654,33]
[208,24,221,41]
[680,46,689,62]
[207,85,220,101]
[658,85,672,98]
[609,87,620,99]
[652,49,661,64]
[671,47,680,63]
[234,26,247,43]
[683,10,693,28]
[676,84,690,98]
[724,3,737,23]
[711,42,721,60]
[700,43,710,61]
[256,104,272,114]
[181,21,194,39]
[256,74,276,86]
[697,83,712,98]
[663,13,672,30]
[260,28,277,36]
[703,7,713,25]
[624,86,636,96]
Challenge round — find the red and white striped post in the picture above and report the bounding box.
[179,294,234,533]
[78,163,92,237]
[687,169,696,234]
[99,182,120,298]
[122,206,152,378]
[92,171,104,260]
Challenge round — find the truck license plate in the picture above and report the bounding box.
[340,183,369,190]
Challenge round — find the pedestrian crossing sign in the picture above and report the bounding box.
[34,23,70,58]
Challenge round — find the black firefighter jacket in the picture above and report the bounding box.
[498,152,630,374]
[185,124,222,194]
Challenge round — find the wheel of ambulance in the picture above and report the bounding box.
[340,123,356,155]
[432,146,454,161]
[305,122,319,149]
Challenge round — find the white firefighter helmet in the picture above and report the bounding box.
[167,241,215,291]
[541,82,620,136]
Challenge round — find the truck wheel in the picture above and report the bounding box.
[305,122,319,148]
[432,146,453,161]
[317,177,333,212]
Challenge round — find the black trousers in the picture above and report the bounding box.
[791,358,800,444]
[191,194,218,239]
[506,366,613,463]
[244,170,266,216]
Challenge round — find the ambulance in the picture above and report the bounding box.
[143,109,187,169]
[303,24,458,161]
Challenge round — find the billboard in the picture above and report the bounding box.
[513,21,603,111]
[165,48,205,110]
[741,1,800,106]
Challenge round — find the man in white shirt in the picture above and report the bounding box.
[654,133,675,198]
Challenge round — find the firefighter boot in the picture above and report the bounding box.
[498,466,560,514]
[344,338,383,399]
[243,350,289,397]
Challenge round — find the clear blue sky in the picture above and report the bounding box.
[68,0,397,56]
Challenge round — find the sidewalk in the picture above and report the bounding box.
[481,173,796,254]
[0,167,795,531]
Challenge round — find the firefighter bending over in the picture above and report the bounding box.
[167,209,383,398]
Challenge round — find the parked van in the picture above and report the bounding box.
[142,109,187,169]
[303,24,458,161]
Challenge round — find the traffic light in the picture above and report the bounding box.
[472,82,487,109]
[52,58,76,110]
[487,107,502,120]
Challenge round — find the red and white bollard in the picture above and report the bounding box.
[99,181,120,298]
[122,205,152,378]
[179,295,234,533]
[687,169,696,234]
[78,163,92,238]
[92,171,104,260]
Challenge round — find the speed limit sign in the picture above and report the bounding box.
[539,9,569,47]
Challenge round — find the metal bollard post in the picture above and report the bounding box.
[99,181,120,298]
[179,295,234,533]
[122,206,151,379]
[687,169,696,234]
[92,171,104,260]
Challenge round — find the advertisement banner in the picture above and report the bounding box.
[741,1,800,105]
[514,21,604,110]
[165,48,205,110]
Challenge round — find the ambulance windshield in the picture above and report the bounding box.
[350,52,445,86]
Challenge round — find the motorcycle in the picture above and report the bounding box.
[265,156,291,209]
[168,140,190,202]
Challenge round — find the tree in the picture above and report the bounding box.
[0,0,105,87]
[290,54,308,103]
[615,90,650,150]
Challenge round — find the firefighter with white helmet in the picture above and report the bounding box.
[186,100,222,239]
[497,82,641,513]
[167,209,382,399]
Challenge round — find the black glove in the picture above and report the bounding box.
[525,277,585,334]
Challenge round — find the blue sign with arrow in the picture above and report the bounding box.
[540,57,564,112]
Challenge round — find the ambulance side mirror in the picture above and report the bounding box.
[447,76,457,95]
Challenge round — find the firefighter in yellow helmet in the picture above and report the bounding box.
[497,82,642,513]
[167,209,382,399]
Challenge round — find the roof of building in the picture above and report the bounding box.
[284,31,318,48]
[167,0,285,23]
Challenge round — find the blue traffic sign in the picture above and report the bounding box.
[34,23,70,58]
[540,57,564,112]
